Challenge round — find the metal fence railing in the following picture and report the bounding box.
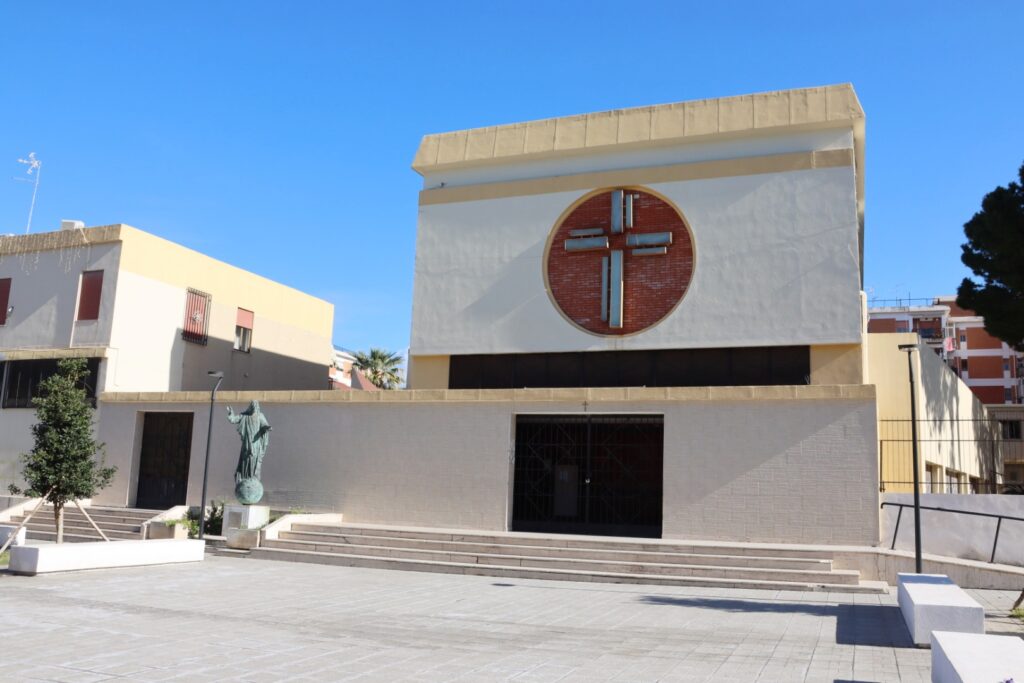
[879,418,1024,494]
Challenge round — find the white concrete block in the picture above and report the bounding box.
[224,504,269,531]
[931,630,1024,683]
[0,524,27,547]
[897,573,984,646]
[226,528,260,550]
[8,539,205,576]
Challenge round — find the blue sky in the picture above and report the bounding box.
[2,2,1021,355]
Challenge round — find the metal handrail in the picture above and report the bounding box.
[881,501,1024,564]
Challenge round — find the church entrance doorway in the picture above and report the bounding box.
[511,414,663,538]
[135,412,194,510]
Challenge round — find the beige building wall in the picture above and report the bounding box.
[96,385,879,545]
[868,333,996,492]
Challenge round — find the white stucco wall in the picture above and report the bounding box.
[882,493,1024,566]
[0,242,121,350]
[411,164,862,355]
[94,393,878,545]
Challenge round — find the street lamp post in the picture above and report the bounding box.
[199,370,224,540]
[898,344,923,573]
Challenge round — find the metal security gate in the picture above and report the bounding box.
[135,412,194,510]
[512,414,663,538]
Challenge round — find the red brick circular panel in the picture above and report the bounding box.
[546,188,694,336]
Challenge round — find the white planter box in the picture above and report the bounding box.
[0,524,27,548]
[8,539,205,576]
[897,573,984,646]
[932,631,1024,682]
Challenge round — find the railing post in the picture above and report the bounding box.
[891,505,903,550]
[991,517,1003,564]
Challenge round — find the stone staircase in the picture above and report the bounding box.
[251,521,887,593]
[8,505,161,542]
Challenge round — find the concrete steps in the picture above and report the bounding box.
[10,505,161,542]
[250,522,886,593]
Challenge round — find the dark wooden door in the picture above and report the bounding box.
[135,412,194,510]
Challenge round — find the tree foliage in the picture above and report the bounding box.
[957,161,1024,351]
[8,358,116,542]
[351,348,405,389]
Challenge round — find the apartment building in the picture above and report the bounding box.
[868,297,1022,405]
[0,221,334,495]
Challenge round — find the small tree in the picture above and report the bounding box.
[8,358,116,543]
[956,161,1024,351]
[351,348,405,389]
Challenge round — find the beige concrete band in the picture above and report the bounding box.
[419,148,854,206]
[101,383,875,405]
[1,347,109,361]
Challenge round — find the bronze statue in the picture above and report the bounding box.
[226,401,272,505]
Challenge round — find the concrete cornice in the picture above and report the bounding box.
[100,384,876,405]
[0,225,125,256]
[412,84,864,175]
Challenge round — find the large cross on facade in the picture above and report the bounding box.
[562,190,673,329]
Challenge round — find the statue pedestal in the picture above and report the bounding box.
[223,504,269,532]
[223,504,269,550]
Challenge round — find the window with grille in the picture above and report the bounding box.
[182,289,211,345]
[234,308,253,353]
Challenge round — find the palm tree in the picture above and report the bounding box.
[351,348,404,389]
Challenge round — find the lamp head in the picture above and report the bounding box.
[898,344,917,352]
[208,370,224,379]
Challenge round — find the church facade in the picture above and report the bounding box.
[74,85,882,546]
[408,84,866,391]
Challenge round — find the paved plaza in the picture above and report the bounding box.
[2,556,1022,682]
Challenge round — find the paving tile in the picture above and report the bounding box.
[4,556,1018,682]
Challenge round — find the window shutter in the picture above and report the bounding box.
[0,278,10,325]
[77,270,103,321]
[236,308,254,329]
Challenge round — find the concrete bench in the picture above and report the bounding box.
[897,573,984,646]
[8,539,204,575]
[932,631,1024,683]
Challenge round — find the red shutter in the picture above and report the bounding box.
[0,278,10,325]
[77,271,103,321]
[182,289,211,344]
[236,308,254,329]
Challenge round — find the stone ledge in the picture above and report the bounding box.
[0,347,110,361]
[100,384,876,405]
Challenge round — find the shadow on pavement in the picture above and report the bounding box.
[639,596,914,647]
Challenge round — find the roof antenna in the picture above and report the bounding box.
[15,152,42,234]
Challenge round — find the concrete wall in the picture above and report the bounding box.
[107,270,330,392]
[93,386,879,545]
[882,492,1024,566]
[0,409,39,494]
[410,135,863,359]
